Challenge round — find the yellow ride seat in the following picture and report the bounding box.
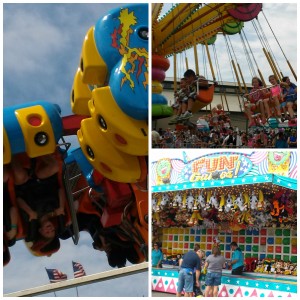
[77,117,142,183]
[70,68,92,116]
[14,105,56,158]
[88,86,148,156]
[79,27,107,86]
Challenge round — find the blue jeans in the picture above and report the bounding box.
[177,269,194,293]
[205,272,222,286]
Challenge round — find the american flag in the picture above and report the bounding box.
[45,268,67,283]
[72,261,86,278]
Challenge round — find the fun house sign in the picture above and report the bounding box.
[151,151,296,192]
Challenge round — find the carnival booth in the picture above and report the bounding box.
[151,151,297,297]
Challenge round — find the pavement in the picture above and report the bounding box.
[152,291,175,297]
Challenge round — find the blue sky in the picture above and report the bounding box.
[3,3,148,297]
[159,3,297,84]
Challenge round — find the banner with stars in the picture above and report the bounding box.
[151,151,297,192]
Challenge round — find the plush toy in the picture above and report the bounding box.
[249,191,258,210]
[172,192,182,208]
[219,194,225,212]
[188,200,203,226]
[208,191,219,210]
[257,190,264,210]
[205,191,212,210]
[225,194,235,213]
[270,198,284,217]
[152,195,157,211]
[196,190,206,209]
[161,193,170,207]
[234,193,247,212]
[186,192,195,212]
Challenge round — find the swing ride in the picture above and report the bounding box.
[3,3,148,270]
[152,3,297,143]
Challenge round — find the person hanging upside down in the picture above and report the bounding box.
[12,153,66,253]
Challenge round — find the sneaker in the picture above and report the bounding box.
[168,115,180,124]
[180,111,193,120]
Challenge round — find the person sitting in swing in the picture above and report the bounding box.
[244,77,270,126]
[268,75,285,122]
[179,69,209,120]
[169,78,187,124]
[281,76,297,121]
[12,153,67,254]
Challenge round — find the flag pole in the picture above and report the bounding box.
[45,267,57,297]
[75,286,79,297]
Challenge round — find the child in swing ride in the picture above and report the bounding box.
[268,75,286,122]
[244,76,271,127]
[170,69,209,124]
[281,76,297,121]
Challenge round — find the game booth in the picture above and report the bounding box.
[151,151,297,297]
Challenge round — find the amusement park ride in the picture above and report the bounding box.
[152,3,297,128]
[3,4,148,270]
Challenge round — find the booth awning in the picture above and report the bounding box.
[151,174,296,193]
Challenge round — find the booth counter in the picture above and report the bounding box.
[151,267,296,297]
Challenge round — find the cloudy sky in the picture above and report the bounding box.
[3,3,148,297]
[2,1,298,297]
[159,3,297,84]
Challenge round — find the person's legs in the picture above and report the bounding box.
[204,286,212,297]
[286,102,295,118]
[258,100,266,123]
[187,98,194,112]
[212,272,221,297]
[263,98,271,118]
[213,286,219,297]
[176,270,185,297]
[183,272,194,296]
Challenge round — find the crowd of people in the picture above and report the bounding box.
[153,73,297,149]
[152,241,244,297]
[152,126,297,149]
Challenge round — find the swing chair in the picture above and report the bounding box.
[151,3,263,123]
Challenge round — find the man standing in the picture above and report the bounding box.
[228,242,244,275]
[177,244,201,297]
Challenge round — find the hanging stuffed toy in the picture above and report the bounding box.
[224,194,235,213]
[209,191,219,210]
[196,190,206,209]
[219,194,225,212]
[250,191,259,210]
[172,192,182,208]
[161,193,169,207]
[188,199,203,226]
[234,193,247,212]
[186,192,195,212]
[243,192,250,210]
[205,190,212,210]
[257,190,264,210]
